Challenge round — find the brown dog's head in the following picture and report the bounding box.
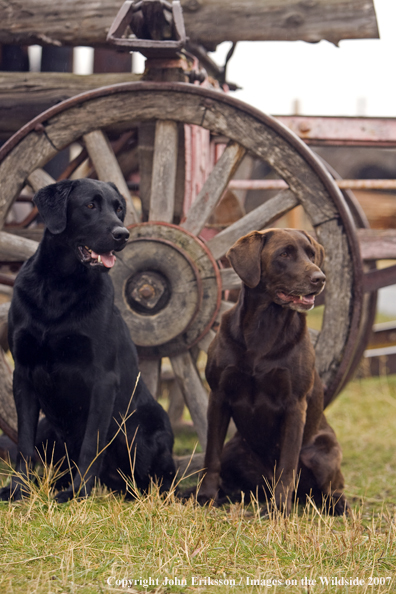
[226,228,325,312]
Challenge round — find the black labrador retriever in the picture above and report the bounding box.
[0,179,175,502]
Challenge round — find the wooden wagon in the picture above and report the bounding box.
[1,0,392,463]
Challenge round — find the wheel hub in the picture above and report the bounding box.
[110,222,222,358]
[126,270,170,313]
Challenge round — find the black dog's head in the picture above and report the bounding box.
[227,228,326,312]
[33,179,130,270]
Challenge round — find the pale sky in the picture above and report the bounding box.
[213,0,396,117]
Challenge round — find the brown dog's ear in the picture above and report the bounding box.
[300,230,325,268]
[226,231,267,288]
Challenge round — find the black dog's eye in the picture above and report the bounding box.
[116,205,123,213]
[87,203,95,209]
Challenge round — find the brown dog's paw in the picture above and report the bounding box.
[332,493,350,516]
[321,491,349,516]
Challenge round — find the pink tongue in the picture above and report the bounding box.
[91,251,116,268]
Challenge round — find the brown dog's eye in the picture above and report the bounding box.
[280,252,289,258]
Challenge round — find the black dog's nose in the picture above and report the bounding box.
[310,270,326,285]
[112,226,130,242]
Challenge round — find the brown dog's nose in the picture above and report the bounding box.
[310,270,326,285]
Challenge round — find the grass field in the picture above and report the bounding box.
[0,373,395,594]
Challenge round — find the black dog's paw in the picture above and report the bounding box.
[0,483,23,502]
[55,484,90,503]
[55,488,74,504]
[0,485,12,501]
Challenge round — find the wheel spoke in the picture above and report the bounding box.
[197,329,216,353]
[207,189,298,260]
[139,358,161,399]
[181,141,246,237]
[149,120,178,223]
[0,231,38,260]
[215,300,234,324]
[0,302,10,325]
[27,168,56,192]
[83,129,138,226]
[220,268,242,290]
[170,351,208,450]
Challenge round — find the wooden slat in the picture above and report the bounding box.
[174,452,205,476]
[83,129,138,226]
[363,265,396,293]
[215,300,234,324]
[27,169,55,192]
[220,268,242,291]
[207,189,298,261]
[182,141,246,236]
[197,329,216,353]
[0,302,10,325]
[358,229,396,260]
[0,231,38,261]
[0,1,378,47]
[149,120,178,223]
[170,351,208,451]
[0,347,17,441]
[139,358,161,400]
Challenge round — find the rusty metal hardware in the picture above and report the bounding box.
[107,0,187,58]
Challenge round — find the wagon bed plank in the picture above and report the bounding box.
[0,73,141,141]
[0,0,378,47]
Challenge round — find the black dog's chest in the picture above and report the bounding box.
[14,329,93,370]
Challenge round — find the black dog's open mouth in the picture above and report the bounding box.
[276,291,317,309]
[78,246,116,269]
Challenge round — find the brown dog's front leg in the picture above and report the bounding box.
[275,399,307,514]
[197,391,231,505]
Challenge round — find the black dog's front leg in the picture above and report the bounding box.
[0,371,40,501]
[55,376,118,503]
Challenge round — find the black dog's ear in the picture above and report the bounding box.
[227,230,268,288]
[33,180,74,234]
[300,230,325,269]
[107,182,127,222]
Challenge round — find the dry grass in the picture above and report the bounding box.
[0,374,395,593]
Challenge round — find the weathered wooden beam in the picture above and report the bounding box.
[0,72,140,140]
[0,1,378,48]
[83,129,139,225]
[149,120,179,223]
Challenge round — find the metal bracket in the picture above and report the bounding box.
[107,0,187,59]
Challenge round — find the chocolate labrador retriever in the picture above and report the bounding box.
[198,228,347,514]
[0,179,175,502]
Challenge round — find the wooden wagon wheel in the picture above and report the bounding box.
[0,82,364,449]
